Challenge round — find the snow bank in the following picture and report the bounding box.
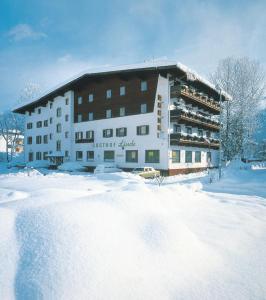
[0,168,266,299]
[58,161,87,172]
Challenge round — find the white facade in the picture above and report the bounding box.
[22,73,220,174]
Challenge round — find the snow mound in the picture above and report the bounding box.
[58,162,87,172]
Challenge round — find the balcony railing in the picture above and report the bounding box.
[171,85,220,113]
[170,109,220,131]
[170,133,220,149]
[75,138,94,144]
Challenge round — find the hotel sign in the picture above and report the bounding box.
[93,139,136,149]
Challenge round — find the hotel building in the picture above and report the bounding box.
[13,61,230,175]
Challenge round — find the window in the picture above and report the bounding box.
[36,121,42,128]
[207,152,212,163]
[145,150,160,163]
[174,124,181,133]
[76,151,83,161]
[27,136,32,144]
[137,125,149,135]
[43,135,48,144]
[43,152,48,160]
[56,123,62,133]
[88,94,93,102]
[87,151,94,161]
[185,151,192,163]
[75,132,83,141]
[120,86,126,96]
[78,96,83,105]
[65,98,69,105]
[103,129,113,138]
[56,107,62,117]
[65,114,69,122]
[85,130,94,141]
[104,150,114,162]
[206,131,211,138]
[186,127,192,135]
[50,117,53,124]
[172,150,180,163]
[44,120,48,127]
[88,112,93,121]
[28,152,34,162]
[65,131,69,138]
[198,129,203,137]
[106,89,112,99]
[116,127,127,137]
[106,109,112,119]
[29,111,32,116]
[56,140,61,151]
[27,122,33,129]
[140,103,147,114]
[65,151,69,158]
[119,107,125,117]
[36,152,42,160]
[50,103,53,109]
[38,108,41,114]
[50,133,53,140]
[77,114,82,123]
[195,151,201,162]
[141,80,147,91]
[126,150,138,163]
[36,136,42,144]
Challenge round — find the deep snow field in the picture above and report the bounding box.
[0,162,266,300]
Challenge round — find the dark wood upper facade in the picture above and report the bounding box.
[13,63,228,115]
[73,71,159,122]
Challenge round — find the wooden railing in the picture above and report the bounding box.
[170,109,220,131]
[170,133,220,149]
[171,86,220,113]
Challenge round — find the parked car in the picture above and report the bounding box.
[132,167,160,179]
[94,164,122,174]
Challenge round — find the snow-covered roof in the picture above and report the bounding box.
[13,60,231,113]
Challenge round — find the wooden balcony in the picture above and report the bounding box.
[171,86,220,114]
[170,133,220,149]
[170,109,220,131]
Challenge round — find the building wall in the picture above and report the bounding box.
[24,91,74,161]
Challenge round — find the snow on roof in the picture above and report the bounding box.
[13,60,231,112]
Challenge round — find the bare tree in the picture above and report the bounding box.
[18,81,41,105]
[211,57,265,160]
[0,111,24,161]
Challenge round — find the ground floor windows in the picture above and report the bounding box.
[104,150,114,162]
[56,140,61,152]
[207,152,212,163]
[87,151,94,161]
[195,151,201,163]
[145,150,160,163]
[65,151,69,158]
[126,150,138,163]
[76,151,83,161]
[36,152,42,160]
[43,152,48,160]
[185,151,192,163]
[172,150,180,163]
[28,152,33,161]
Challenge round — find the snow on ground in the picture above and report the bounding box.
[0,161,266,300]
